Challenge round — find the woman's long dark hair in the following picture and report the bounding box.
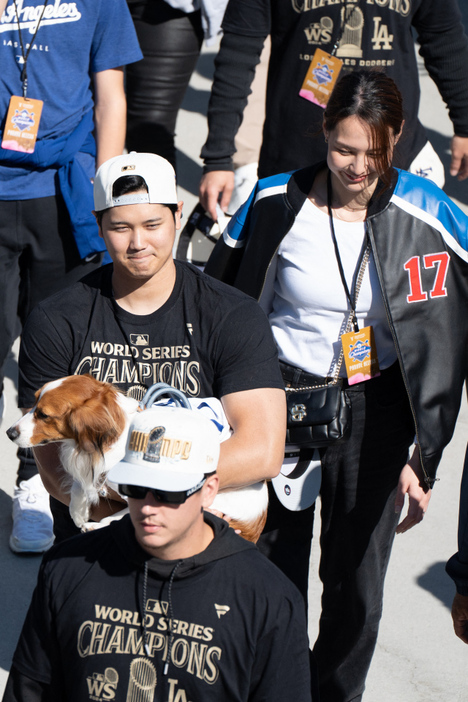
[324,70,404,188]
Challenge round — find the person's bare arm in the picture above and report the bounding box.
[217,387,286,490]
[33,443,126,522]
[93,67,126,169]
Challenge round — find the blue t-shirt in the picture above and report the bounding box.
[0,0,143,199]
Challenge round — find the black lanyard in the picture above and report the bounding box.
[326,169,369,333]
[13,0,49,97]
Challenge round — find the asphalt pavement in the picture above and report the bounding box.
[1,29,468,701]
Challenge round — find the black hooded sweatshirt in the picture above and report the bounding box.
[3,514,312,702]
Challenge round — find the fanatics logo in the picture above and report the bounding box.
[214,604,230,619]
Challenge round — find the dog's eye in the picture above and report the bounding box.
[35,409,49,421]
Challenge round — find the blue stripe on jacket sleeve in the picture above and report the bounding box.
[392,170,468,259]
[224,171,293,248]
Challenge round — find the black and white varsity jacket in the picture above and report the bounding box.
[205,163,468,487]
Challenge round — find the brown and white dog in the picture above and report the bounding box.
[6,375,268,541]
[7,375,140,530]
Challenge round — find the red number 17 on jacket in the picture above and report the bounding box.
[404,252,450,303]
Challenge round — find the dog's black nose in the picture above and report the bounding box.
[6,426,20,441]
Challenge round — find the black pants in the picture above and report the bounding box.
[257,363,415,702]
[0,196,102,483]
[126,0,204,171]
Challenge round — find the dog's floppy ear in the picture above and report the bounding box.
[65,387,127,455]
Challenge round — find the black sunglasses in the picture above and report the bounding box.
[119,477,207,504]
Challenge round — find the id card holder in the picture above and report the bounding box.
[299,50,343,109]
[2,95,43,153]
[341,325,381,386]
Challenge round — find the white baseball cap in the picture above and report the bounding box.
[107,405,220,493]
[94,152,178,212]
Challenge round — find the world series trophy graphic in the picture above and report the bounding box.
[336,4,364,58]
[126,657,157,702]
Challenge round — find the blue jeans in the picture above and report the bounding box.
[257,362,415,702]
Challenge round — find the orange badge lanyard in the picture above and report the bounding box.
[1,0,49,153]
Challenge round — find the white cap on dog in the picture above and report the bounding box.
[107,406,220,493]
[94,152,178,212]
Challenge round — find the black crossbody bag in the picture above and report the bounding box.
[284,371,351,448]
[283,172,371,448]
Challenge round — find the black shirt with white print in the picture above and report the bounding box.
[3,514,312,702]
[19,261,283,408]
[18,261,283,540]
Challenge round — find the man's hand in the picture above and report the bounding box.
[199,171,235,221]
[451,593,468,643]
[395,446,431,534]
[449,135,468,181]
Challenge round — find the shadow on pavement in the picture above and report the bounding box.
[180,83,211,117]
[194,51,216,82]
[416,560,456,610]
[4,347,18,393]
[0,489,42,673]
[176,149,203,198]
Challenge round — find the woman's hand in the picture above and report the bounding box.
[206,507,241,534]
[395,446,431,534]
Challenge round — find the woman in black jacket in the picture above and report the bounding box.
[205,70,468,702]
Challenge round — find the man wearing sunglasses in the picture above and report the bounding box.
[3,406,312,702]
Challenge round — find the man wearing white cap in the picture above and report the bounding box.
[17,152,286,542]
[3,406,312,702]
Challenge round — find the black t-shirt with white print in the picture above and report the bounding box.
[4,515,312,702]
[19,261,283,408]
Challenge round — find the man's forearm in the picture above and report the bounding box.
[201,31,266,172]
[217,388,286,491]
[93,68,127,169]
[216,429,284,490]
[33,444,71,505]
[33,444,126,522]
